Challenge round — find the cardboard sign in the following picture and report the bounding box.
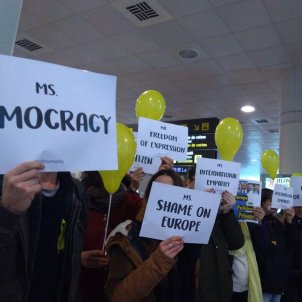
[0,55,117,173]
[136,117,188,161]
[272,184,293,209]
[194,158,241,196]
[233,179,262,223]
[291,176,302,207]
[140,182,220,244]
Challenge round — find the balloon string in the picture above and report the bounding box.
[102,193,113,253]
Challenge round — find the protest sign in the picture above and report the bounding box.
[194,158,241,196]
[272,184,293,209]
[136,117,188,161]
[129,132,161,174]
[233,179,262,223]
[291,176,302,207]
[140,182,220,244]
[0,55,117,173]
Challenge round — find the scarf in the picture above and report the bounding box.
[232,222,263,302]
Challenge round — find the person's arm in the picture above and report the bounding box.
[219,210,244,251]
[106,236,183,302]
[217,190,244,250]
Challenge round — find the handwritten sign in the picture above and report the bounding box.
[0,55,117,173]
[194,158,241,196]
[272,184,293,209]
[140,182,220,244]
[136,117,188,161]
[233,179,262,223]
[291,176,302,207]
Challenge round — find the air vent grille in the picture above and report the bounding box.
[127,2,158,21]
[254,118,272,124]
[15,39,42,52]
[267,129,279,134]
[111,0,172,27]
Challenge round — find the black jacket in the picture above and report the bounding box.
[0,173,88,302]
[196,210,245,302]
[249,214,293,294]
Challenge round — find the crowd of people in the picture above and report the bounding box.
[0,159,301,302]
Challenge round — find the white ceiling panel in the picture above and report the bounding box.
[113,30,160,54]
[248,46,290,67]
[263,0,302,22]
[59,0,106,13]
[234,25,282,51]
[158,0,211,18]
[199,34,243,58]
[178,10,229,40]
[216,0,271,32]
[275,17,302,44]
[215,53,256,71]
[51,15,103,43]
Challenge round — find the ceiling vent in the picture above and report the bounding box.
[15,39,42,51]
[253,118,273,125]
[14,34,52,55]
[267,129,279,134]
[111,0,172,27]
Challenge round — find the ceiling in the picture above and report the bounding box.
[14,0,302,178]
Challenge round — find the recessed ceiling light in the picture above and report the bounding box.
[177,48,199,59]
[241,105,255,113]
[251,159,257,162]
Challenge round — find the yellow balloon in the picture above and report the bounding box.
[261,150,279,180]
[215,117,243,161]
[99,123,136,193]
[135,90,166,120]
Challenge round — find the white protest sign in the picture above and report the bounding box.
[130,155,162,175]
[129,132,161,174]
[194,158,241,196]
[136,117,188,161]
[140,182,220,244]
[272,184,293,209]
[291,176,302,206]
[0,55,117,173]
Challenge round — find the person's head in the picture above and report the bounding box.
[247,183,254,191]
[261,188,273,215]
[144,169,184,201]
[185,165,196,189]
[240,182,247,191]
[81,171,125,200]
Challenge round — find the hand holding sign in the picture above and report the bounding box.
[215,117,243,161]
[283,208,295,224]
[159,236,184,259]
[135,90,166,120]
[220,191,236,214]
[261,150,279,180]
[99,123,136,193]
